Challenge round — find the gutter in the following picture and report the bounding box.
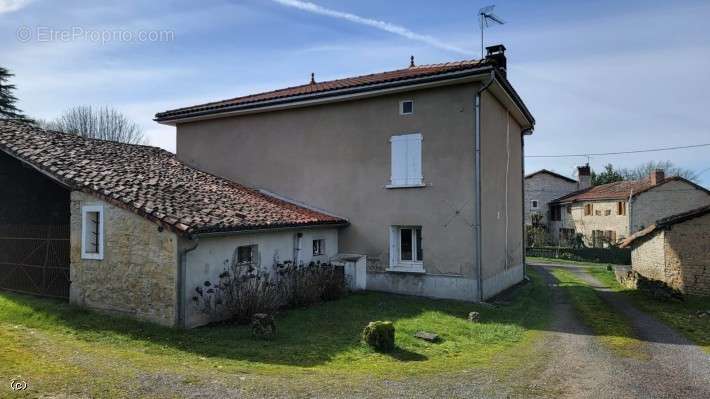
[177,238,199,329]
[191,221,350,239]
[474,71,496,302]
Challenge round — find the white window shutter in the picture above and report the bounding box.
[406,134,422,185]
[390,136,407,186]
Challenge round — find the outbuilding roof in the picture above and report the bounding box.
[550,176,709,204]
[620,205,710,248]
[0,120,347,236]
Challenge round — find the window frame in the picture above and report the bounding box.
[387,133,424,188]
[81,205,104,260]
[236,244,258,266]
[388,226,424,273]
[399,99,414,115]
[617,201,626,216]
[531,200,539,209]
[312,238,325,256]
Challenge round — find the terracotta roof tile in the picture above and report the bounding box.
[0,121,347,235]
[550,177,709,204]
[155,59,490,121]
[620,205,710,248]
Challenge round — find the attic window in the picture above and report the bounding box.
[81,205,104,260]
[400,100,414,115]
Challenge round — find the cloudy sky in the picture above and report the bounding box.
[1,0,709,186]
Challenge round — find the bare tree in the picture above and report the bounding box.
[620,161,698,182]
[41,106,146,145]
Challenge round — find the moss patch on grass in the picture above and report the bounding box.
[587,267,710,353]
[550,268,645,358]
[0,269,552,397]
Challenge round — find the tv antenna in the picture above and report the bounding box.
[479,5,505,58]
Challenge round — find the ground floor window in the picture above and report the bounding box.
[81,205,104,260]
[312,239,325,256]
[389,226,424,272]
[237,244,258,265]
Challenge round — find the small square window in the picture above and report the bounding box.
[237,245,257,265]
[313,239,325,256]
[81,205,104,260]
[400,100,414,115]
[531,200,539,209]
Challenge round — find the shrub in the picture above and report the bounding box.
[362,321,395,352]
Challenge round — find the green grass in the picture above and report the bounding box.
[0,269,552,397]
[549,268,645,358]
[587,267,710,353]
[527,256,617,268]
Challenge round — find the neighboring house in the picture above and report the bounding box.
[524,168,581,225]
[620,205,710,297]
[0,121,347,328]
[548,170,710,247]
[156,45,535,301]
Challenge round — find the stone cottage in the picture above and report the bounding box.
[0,121,347,327]
[620,205,710,297]
[524,168,582,225]
[548,170,710,247]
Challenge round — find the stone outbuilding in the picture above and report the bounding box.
[620,205,710,297]
[0,121,348,327]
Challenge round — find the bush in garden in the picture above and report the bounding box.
[362,321,395,352]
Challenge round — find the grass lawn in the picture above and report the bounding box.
[527,256,618,268]
[588,267,710,353]
[0,269,551,397]
[549,268,645,358]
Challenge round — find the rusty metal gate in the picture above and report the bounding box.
[0,224,70,299]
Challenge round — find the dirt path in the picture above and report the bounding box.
[531,264,710,399]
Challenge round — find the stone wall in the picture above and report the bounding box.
[69,192,179,326]
[552,200,629,245]
[524,172,577,225]
[664,213,710,296]
[631,180,710,232]
[631,232,667,282]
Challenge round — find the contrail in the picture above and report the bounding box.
[272,0,469,55]
[0,0,33,14]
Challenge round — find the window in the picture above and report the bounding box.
[312,239,325,256]
[566,205,572,214]
[550,205,561,221]
[531,200,539,209]
[604,209,611,216]
[237,245,257,265]
[81,205,104,260]
[389,226,424,272]
[388,133,423,187]
[617,201,626,216]
[399,100,414,115]
[584,203,593,216]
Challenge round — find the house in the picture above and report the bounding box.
[0,121,347,328]
[620,205,710,297]
[524,168,582,226]
[155,44,535,301]
[548,169,710,247]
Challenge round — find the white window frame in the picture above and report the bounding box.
[312,238,325,256]
[399,99,414,115]
[531,200,539,209]
[387,226,424,273]
[81,205,104,260]
[387,133,424,188]
[237,244,258,266]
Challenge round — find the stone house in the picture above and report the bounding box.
[548,170,710,247]
[155,45,535,302]
[524,168,581,225]
[0,121,346,328]
[620,205,710,297]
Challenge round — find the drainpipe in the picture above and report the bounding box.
[177,237,199,329]
[627,190,634,236]
[474,71,495,302]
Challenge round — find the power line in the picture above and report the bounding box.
[526,143,710,158]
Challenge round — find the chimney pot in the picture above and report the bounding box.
[485,44,507,75]
[650,169,665,185]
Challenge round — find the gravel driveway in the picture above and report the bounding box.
[529,264,710,399]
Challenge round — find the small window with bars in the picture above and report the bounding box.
[81,205,104,260]
[313,239,325,256]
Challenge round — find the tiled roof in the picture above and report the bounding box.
[620,205,710,248]
[155,59,491,121]
[0,120,347,235]
[550,176,709,204]
[524,169,577,184]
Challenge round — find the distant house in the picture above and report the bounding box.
[524,167,583,226]
[548,170,710,247]
[0,121,347,328]
[620,205,710,297]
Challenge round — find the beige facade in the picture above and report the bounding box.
[69,192,179,326]
[630,212,710,297]
[175,82,527,300]
[524,172,577,225]
[551,200,629,246]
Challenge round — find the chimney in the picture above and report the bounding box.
[577,164,591,190]
[650,169,665,185]
[485,44,507,76]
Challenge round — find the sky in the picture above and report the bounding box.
[1,0,709,186]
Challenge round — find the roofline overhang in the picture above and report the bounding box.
[191,220,350,238]
[155,66,535,130]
